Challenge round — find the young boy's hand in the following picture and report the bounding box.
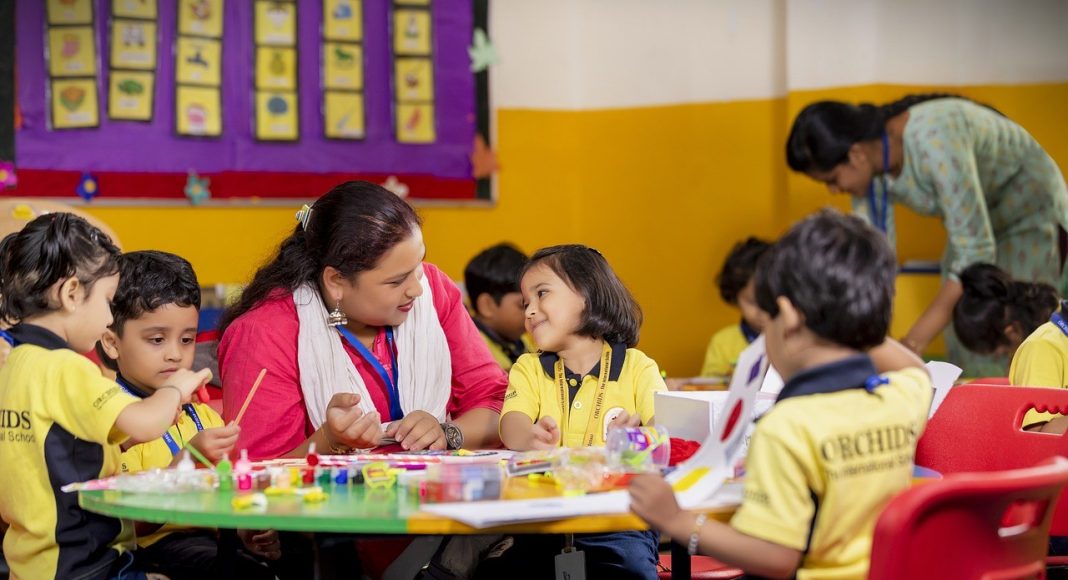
[237,529,281,561]
[188,424,240,464]
[629,473,685,532]
[164,368,213,402]
[325,393,383,450]
[530,416,561,450]
[607,410,642,431]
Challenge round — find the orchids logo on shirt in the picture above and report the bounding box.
[0,408,34,443]
[818,421,922,479]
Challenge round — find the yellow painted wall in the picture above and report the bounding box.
[82,82,1068,375]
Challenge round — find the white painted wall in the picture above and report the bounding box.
[489,0,1068,109]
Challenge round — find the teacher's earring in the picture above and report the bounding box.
[327,300,348,327]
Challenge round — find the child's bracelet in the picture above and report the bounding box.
[687,513,708,556]
[158,385,182,399]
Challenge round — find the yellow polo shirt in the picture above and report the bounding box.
[120,391,225,547]
[502,343,667,447]
[731,356,932,580]
[0,324,137,579]
[1009,321,1068,426]
[700,323,752,378]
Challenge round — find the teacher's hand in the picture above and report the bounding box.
[385,410,446,451]
[324,393,383,451]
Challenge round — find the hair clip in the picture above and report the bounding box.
[587,246,604,258]
[295,204,313,231]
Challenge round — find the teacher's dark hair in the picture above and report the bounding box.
[218,181,421,335]
[786,93,1002,173]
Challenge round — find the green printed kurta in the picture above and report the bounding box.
[855,98,1068,376]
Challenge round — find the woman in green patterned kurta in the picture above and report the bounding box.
[786,95,1068,376]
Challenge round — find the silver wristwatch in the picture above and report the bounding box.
[441,422,464,450]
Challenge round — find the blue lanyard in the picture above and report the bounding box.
[0,330,13,347]
[867,132,891,233]
[337,326,403,421]
[1051,302,1068,338]
[116,377,205,456]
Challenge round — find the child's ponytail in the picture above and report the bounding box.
[953,263,1058,354]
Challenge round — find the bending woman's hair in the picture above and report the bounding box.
[952,263,1059,354]
[786,93,1001,173]
[218,181,421,335]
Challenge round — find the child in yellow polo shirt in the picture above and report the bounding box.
[700,237,771,378]
[97,251,278,578]
[479,244,666,579]
[0,214,211,579]
[464,243,536,371]
[630,210,932,580]
[953,262,1059,358]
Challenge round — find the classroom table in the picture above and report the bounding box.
[80,484,738,579]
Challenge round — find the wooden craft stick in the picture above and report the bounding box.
[233,368,268,426]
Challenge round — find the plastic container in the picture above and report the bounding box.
[606,426,671,473]
[423,463,503,503]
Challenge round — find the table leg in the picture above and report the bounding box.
[671,540,690,580]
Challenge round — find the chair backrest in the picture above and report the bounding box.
[870,457,1068,580]
[916,384,1068,533]
[969,377,1012,386]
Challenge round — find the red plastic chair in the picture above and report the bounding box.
[657,553,742,579]
[870,458,1068,580]
[917,384,1068,567]
[969,377,1012,386]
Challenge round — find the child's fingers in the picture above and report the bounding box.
[624,413,641,427]
[531,423,554,442]
[538,416,558,431]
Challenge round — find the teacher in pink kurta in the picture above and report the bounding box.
[217,181,507,460]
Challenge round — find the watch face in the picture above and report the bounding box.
[444,423,463,449]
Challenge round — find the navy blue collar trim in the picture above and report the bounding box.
[6,323,70,351]
[473,318,526,363]
[539,342,627,382]
[740,319,759,343]
[776,354,878,403]
[115,374,152,399]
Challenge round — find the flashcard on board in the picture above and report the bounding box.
[323,0,363,41]
[176,37,222,86]
[110,19,158,70]
[48,26,98,77]
[256,47,297,91]
[51,78,99,129]
[394,57,433,102]
[47,0,93,25]
[323,43,363,90]
[175,85,222,136]
[255,91,299,141]
[323,91,365,139]
[108,70,154,121]
[393,9,432,55]
[179,0,224,38]
[113,0,158,20]
[255,1,298,46]
[395,103,435,143]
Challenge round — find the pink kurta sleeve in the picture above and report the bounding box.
[424,263,508,417]
[218,294,311,460]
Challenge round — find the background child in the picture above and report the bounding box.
[97,250,279,577]
[953,262,1059,358]
[464,242,535,371]
[700,237,771,378]
[0,214,210,579]
[630,210,931,579]
[483,244,665,579]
